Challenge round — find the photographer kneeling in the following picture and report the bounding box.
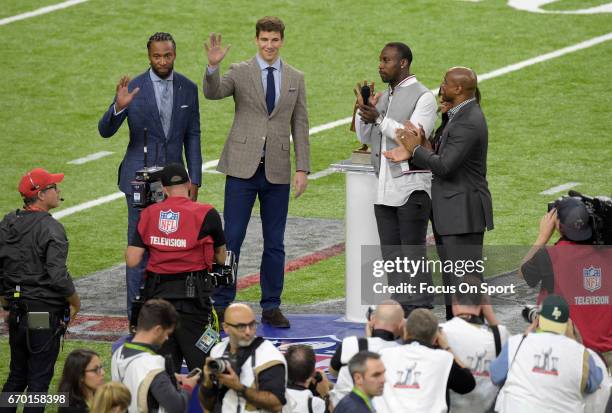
[519,196,611,368]
[199,303,287,413]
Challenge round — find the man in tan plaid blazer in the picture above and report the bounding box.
[203,16,310,327]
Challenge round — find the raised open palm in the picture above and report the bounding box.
[204,32,231,67]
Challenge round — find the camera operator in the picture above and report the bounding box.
[490,294,603,413]
[284,344,332,413]
[111,299,198,413]
[199,303,287,413]
[519,197,611,368]
[125,163,228,372]
[0,168,81,412]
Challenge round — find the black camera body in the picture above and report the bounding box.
[131,166,165,209]
[548,191,612,245]
[210,251,237,288]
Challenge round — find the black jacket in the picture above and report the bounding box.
[0,209,75,307]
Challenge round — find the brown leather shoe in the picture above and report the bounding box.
[261,308,290,328]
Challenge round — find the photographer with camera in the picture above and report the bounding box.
[490,294,603,413]
[519,196,611,368]
[0,167,81,413]
[199,303,287,413]
[111,299,198,413]
[284,345,332,413]
[126,163,229,373]
[328,300,403,407]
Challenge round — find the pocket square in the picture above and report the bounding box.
[180,105,189,108]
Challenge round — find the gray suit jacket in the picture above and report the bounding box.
[412,100,494,236]
[203,57,310,184]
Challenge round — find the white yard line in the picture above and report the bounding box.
[67,151,114,165]
[308,168,336,180]
[51,32,611,220]
[540,182,580,195]
[0,0,89,26]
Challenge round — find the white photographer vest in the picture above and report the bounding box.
[111,346,166,413]
[441,317,508,413]
[497,332,586,413]
[210,338,287,413]
[376,342,453,413]
[329,336,399,406]
[283,388,325,413]
[584,349,610,413]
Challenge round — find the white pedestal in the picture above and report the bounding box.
[332,160,380,322]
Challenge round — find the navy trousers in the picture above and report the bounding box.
[214,165,290,311]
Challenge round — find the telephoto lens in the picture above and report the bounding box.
[522,305,538,323]
[207,357,230,374]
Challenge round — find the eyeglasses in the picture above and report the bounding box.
[85,364,105,375]
[225,320,258,332]
[41,184,57,192]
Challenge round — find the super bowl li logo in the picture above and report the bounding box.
[532,347,559,376]
[393,362,421,389]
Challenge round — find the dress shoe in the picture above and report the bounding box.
[261,308,290,328]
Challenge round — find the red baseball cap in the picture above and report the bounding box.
[18,168,64,198]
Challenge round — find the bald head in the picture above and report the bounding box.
[224,303,254,324]
[372,300,404,336]
[447,67,477,95]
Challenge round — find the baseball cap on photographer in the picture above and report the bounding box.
[557,197,592,242]
[539,294,569,335]
[18,168,64,198]
[160,163,190,187]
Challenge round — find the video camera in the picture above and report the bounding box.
[548,190,612,245]
[130,128,166,209]
[210,251,237,288]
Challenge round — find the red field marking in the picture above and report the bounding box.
[236,243,345,290]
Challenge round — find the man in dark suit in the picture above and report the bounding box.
[392,67,494,320]
[202,17,310,327]
[98,32,202,316]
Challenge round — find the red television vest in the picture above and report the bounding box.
[138,196,215,274]
[537,240,612,353]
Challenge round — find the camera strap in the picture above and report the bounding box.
[491,325,502,356]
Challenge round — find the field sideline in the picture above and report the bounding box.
[0,0,610,291]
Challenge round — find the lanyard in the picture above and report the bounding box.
[124,342,156,355]
[352,387,374,412]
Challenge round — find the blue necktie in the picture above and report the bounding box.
[266,67,275,115]
[159,80,172,138]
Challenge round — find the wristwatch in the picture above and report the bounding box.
[237,384,248,399]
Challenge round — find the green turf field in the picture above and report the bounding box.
[0,0,610,292]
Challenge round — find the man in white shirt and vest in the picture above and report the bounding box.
[376,308,475,413]
[328,300,403,406]
[491,294,603,413]
[440,278,509,413]
[355,42,437,316]
[111,299,199,413]
[199,303,287,412]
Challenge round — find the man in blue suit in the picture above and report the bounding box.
[98,32,202,316]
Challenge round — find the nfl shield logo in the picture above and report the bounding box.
[583,266,602,292]
[158,210,180,234]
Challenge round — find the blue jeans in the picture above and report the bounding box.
[214,166,290,311]
[126,194,146,318]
